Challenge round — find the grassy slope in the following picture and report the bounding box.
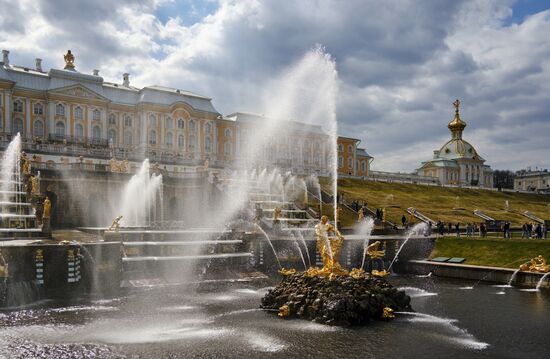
[323,178,550,227]
[430,236,550,269]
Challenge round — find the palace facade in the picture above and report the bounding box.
[0,50,371,177]
[416,100,493,188]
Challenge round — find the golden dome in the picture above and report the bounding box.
[448,99,466,137]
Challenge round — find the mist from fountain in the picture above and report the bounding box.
[388,222,428,272]
[0,134,21,203]
[119,159,163,227]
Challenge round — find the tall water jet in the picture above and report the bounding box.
[0,134,21,202]
[388,222,428,272]
[359,217,376,270]
[119,159,163,227]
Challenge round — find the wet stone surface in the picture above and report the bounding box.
[261,273,411,326]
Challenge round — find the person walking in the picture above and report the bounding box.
[448,222,452,234]
[455,223,460,238]
[401,215,407,228]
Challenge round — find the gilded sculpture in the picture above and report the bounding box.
[366,241,389,277]
[109,215,123,232]
[30,175,39,194]
[273,207,282,222]
[64,50,75,70]
[42,197,51,219]
[307,215,348,277]
[21,152,31,175]
[519,255,549,273]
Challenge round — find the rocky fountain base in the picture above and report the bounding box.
[261,271,412,326]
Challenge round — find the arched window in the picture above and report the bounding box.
[165,132,173,147]
[189,135,196,151]
[348,145,353,153]
[33,103,43,115]
[149,130,157,145]
[124,116,132,127]
[75,106,84,120]
[108,113,116,125]
[13,100,23,113]
[56,103,65,116]
[92,109,101,121]
[75,123,84,139]
[224,128,232,137]
[55,121,65,136]
[92,126,101,139]
[205,122,212,134]
[205,137,211,152]
[189,120,196,132]
[33,120,44,137]
[108,129,117,145]
[178,135,184,148]
[124,131,133,146]
[338,144,343,152]
[224,142,231,156]
[13,118,23,134]
[338,156,343,168]
[178,118,184,129]
[165,117,172,129]
[149,114,157,127]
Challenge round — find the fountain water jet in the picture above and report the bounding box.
[388,222,428,272]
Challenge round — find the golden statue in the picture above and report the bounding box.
[42,197,51,219]
[109,215,123,232]
[31,175,40,194]
[0,249,8,278]
[21,152,31,175]
[312,215,348,276]
[273,207,282,221]
[279,267,296,276]
[520,255,549,273]
[382,307,395,319]
[278,304,290,317]
[366,241,389,277]
[64,50,75,70]
[349,267,366,279]
[357,209,364,222]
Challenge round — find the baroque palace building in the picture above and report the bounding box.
[416,100,493,188]
[0,50,371,177]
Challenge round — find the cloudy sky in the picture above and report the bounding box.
[1,0,549,172]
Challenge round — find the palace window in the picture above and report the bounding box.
[56,104,65,116]
[108,113,116,125]
[362,161,367,173]
[348,145,353,153]
[338,144,343,152]
[108,129,117,144]
[75,106,83,120]
[33,120,44,137]
[165,117,173,129]
[177,118,184,129]
[205,137,211,153]
[149,130,157,145]
[13,100,23,113]
[0,113,3,129]
[338,156,343,168]
[13,118,23,134]
[149,114,157,127]
[124,116,132,127]
[55,121,65,135]
[178,135,184,148]
[92,109,101,121]
[92,126,101,140]
[205,122,212,134]
[189,120,196,132]
[348,157,353,168]
[33,103,43,115]
[224,142,231,156]
[166,132,173,147]
[124,131,133,146]
[75,124,84,139]
[224,128,232,138]
[188,135,196,151]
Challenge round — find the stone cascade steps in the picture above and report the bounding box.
[407,207,437,226]
[473,209,495,221]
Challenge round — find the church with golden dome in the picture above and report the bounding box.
[416,100,493,188]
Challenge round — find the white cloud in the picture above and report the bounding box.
[0,0,548,172]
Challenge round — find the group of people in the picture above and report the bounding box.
[435,221,487,237]
[522,222,547,239]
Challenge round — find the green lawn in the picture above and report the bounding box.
[321,178,550,227]
[430,236,550,268]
